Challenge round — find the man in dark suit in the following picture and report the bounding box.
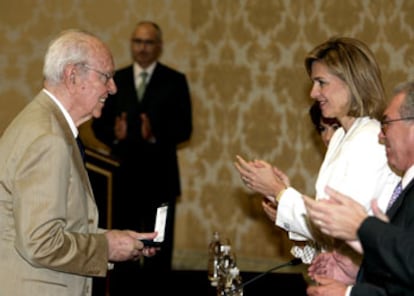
[303,81,414,295]
[92,21,192,294]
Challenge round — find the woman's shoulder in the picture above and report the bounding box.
[348,117,381,139]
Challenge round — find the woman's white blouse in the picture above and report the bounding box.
[276,117,401,241]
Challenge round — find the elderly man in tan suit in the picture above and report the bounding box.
[0,29,157,296]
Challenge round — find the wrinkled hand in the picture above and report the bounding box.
[302,186,368,241]
[105,230,158,262]
[234,155,286,198]
[308,251,358,285]
[262,199,277,222]
[307,275,349,296]
[114,112,127,140]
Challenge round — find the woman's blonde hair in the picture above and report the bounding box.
[305,37,386,120]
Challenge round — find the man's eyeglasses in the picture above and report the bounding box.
[380,116,414,134]
[82,64,113,85]
[131,38,158,46]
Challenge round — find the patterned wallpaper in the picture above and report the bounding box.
[1,0,414,272]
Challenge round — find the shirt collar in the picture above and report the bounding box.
[134,62,157,80]
[402,165,414,189]
[42,88,78,138]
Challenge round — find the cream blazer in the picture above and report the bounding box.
[0,91,109,296]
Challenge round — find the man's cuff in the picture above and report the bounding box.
[345,285,353,296]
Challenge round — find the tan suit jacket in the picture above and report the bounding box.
[0,91,109,296]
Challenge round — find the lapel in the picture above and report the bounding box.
[140,62,163,103]
[37,93,94,198]
[324,118,369,166]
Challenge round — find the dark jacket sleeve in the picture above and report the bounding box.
[350,282,387,296]
[351,182,414,295]
[144,65,192,147]
[358,216,414,286]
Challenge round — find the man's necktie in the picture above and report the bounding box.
[137,71,148,100]
[386,181,403,211]
[76,136,85,163]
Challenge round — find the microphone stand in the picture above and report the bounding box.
[241,258,302,288]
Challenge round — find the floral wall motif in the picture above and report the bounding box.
[1,0,414,271]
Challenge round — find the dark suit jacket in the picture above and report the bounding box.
[351,177,414,295]
[92,62,192,225]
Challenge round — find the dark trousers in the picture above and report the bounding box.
[108,203,175,296]
[109,164,176,295]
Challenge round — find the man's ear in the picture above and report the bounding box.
[64,64,77,85]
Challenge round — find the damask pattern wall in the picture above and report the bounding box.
[1,0,414,271]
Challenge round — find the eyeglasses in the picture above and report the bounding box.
[131,38,158,46]
[380,116,414,134]
[82,64,114,85]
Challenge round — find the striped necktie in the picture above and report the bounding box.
[386,181,402,211]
